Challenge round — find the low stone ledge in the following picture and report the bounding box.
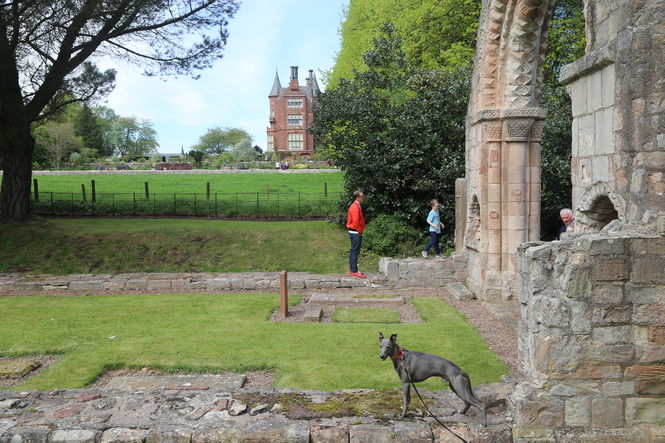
[0,272,385,293]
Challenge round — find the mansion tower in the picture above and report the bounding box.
[267,66,319,157]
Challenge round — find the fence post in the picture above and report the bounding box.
[81,184,86,201]
[324,182,328,198]
[194,193,197,215]
[91,180,96,203]
[145,182,149,199]
[51,192,54,215]
[33,179,39,202]
[280,271,288,318]
[266,184,270,200]
[206,182,210,200]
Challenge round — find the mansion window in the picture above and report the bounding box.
[267,135,274,151]
[287,114,303,126]
[287,133,304,150]
[287,97,303,108]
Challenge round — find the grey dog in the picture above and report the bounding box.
[379,332,486,425]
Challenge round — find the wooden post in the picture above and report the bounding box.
[206,182,211,200]
[91,180,96,203]
[280,271,288,318]
[33,179,39,202]
[145,182,149,199]
[81,184,86,201]
[324,182,328,198]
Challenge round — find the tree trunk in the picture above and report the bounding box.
[0,124,34,222]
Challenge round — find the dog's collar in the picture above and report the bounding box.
[391,346,405,360]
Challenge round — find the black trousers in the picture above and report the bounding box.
[349,233,362,272]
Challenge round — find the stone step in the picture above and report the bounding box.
[308,293,405,305]
[445,282,475,301]
[303,308,322,322]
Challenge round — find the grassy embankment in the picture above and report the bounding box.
[0,218,378,274]
[0,294,507,391]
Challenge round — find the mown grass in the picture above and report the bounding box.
[0,218,379,274]
[0,294,507,391]
[333,307,401,324]
[31,172,344,195]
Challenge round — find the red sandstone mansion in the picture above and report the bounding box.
[267,66,319,157]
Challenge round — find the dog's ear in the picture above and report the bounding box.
[379,332,384,341]
[390,334,397,342]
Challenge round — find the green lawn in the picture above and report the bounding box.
[0,294,507,391]
[0,218,379,274]
[31,172,344,195]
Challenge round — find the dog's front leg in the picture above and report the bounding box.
[399,382,410,418]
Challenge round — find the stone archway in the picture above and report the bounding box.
[461,0,557,301]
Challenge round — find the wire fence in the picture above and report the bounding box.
[31,191,344,218]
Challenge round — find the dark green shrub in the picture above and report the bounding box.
[363,214,421,256]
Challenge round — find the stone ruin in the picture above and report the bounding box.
[457,0,664,440]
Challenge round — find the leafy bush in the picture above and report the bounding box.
[362,214,421,256]
[293,164,308,169]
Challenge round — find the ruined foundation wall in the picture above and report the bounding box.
[511,233,665,441]
[560,0,665,232]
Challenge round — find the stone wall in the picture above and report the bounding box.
[560,0,665,232]
[378,257,457,288]
[511,232,665,441]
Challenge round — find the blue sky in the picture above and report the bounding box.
[97,0,347,154]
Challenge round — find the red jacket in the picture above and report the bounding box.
[346,201,366,234]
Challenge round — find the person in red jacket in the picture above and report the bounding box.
[346,190,366,278]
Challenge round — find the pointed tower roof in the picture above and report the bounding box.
[269,70,282,97]
[310,71,320,94]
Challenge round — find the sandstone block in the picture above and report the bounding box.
[69,280,104,291]
[125,279,147,290]
[592,325,632,344]
[591,257,628,281]
[145,428,193,443]
[170,279,191,291]
[349,424,394,442]
[591,305,631,325]
[587,343,635,364]
[100,427,148,443]
[592,397,624,427]
[629,237,665,255]
[591,282,624,305]
[14,282,42,291]
[146,280,171,290]
[565,397,591,426]
[206,278,230,290]
[633,303,665,325]
[603,381,636,396]
[310,424,348,443]
[625,398,665,426]
[632,257,665,283]
[230,278,244,289]
[0,425,50,442]
[393,421,433,441]
[50,430,97,443]
[288,279,305,289]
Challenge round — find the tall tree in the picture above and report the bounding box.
[74,104,106,157]
[34,122,82,169]
[112,116,159,158]
[0,0,239,221]
[191,127,252,155]
[312,24,469,234]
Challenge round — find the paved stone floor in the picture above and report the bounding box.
[0,377,515,442]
